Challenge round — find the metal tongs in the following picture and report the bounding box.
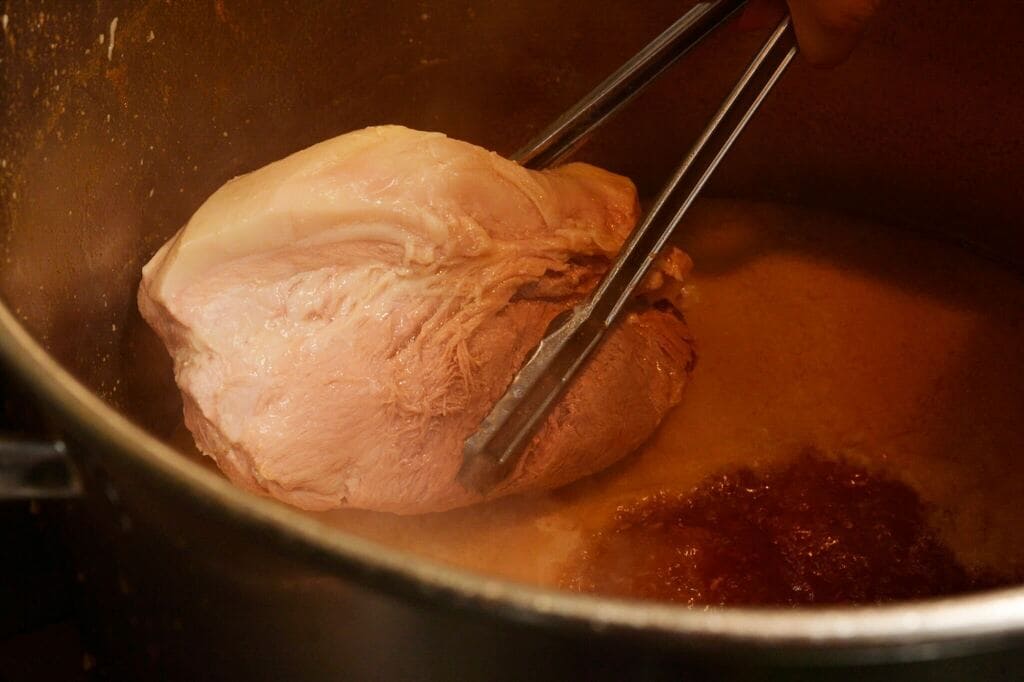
[459,1,797,492]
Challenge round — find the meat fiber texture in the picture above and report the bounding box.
[139,125,695,514]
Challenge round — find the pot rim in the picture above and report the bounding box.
[3,298,1024,659]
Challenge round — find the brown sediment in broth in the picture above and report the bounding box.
[170,199,1024,595]
[562,452,1014,605]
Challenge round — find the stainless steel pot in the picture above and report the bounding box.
[2,1,1024,678]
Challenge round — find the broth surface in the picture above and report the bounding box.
[171,199,1024,595]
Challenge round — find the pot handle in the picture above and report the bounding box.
[0,436,82,499]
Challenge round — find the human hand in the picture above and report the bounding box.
[742,0,882,66]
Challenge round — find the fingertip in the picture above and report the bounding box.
[787,0,879,66]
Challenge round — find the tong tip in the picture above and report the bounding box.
[456,445,512,494]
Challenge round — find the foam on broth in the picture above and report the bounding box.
[169,199,1024,591]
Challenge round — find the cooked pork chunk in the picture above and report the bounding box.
[139,125,695,513]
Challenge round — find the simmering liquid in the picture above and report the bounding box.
[171,199,1024,600]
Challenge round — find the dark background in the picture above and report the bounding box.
[1,383,91,681]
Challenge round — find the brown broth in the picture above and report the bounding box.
[171,199,1024,598]
[562,451,1011,605]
